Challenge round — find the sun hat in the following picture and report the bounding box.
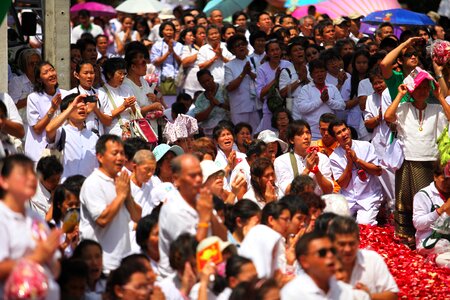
[152,144,184,162]
[403,67,436,93]
[257,130,288,153]
[200,160,225,184]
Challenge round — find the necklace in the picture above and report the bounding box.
[413,106,426,131]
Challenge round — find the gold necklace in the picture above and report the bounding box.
[413,106,426,132]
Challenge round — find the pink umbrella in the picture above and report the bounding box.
[70,2,117,17]
[292,0,401,19]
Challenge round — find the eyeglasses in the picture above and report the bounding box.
[186,20,195,24]
[314,247,337,258]
[403,51,418,58]
[123,284,152,294]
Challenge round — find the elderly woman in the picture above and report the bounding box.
[8,49,41,124]
[385,69,450,246]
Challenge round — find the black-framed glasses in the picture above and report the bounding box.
[315,247,337,258]
[403,51,418,58]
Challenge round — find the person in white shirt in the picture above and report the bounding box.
[0,93,25,156]
[413,162,450,267]
[8,49,41,126]
[274,120,334,195]
[294,59,345,140]
[225,35,260,131]
[197,25,234,85]
[329,119,383,225]
[71,10,104,43]
[281,231,369,300]
[25,61,65,162]
[97,58,140,137]
[45,93,99,181]
[79,135,142,273]
[329,216,399,298]
[158,154,226,277]
[29,156,63,219]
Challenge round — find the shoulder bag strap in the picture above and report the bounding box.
[103,85,124,128]
[289,151,299,178]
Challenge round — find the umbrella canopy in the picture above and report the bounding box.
[292,0,400,20]
[203,0,252,18]
[116,0,164,14]
[362,9,435,26]
[70,2,116,17]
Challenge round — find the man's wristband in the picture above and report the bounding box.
[198,222,209,229]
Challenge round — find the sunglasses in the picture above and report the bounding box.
[314,247,337,258]
[403,51,418,58]
[186,20,195,24]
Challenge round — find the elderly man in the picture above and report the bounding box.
[329,216,399,299]
[158,154,227,277]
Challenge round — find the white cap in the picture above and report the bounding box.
[257,130,289,153]
[200,160,225,184]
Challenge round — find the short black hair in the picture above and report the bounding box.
[320,48,341,65]
[289,175,316,195]
[319,113,337,124]
[226,34,248,52]
[169,233,198,272]
[287,120,311,146]
[196,68,212,81]
[308,59,326,73]
[249,30,267,47]
[123,137,149,161]
[271,108,293,129]
[37,156,63,180]
[78,9,90,18]
[328,215,360,240]
[159,21,176,38]
[279,194,309,217]
[95,134,123,155]
[76,38,96,54]
[261,201,290,225]
[295,231,330,258]
[136,213,159,251]
[102,57,127,81]
[60,93,78,112]
[327,119,347,137]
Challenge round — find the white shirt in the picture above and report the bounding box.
[26,90,63,162]
[158,189,199,277]
[80,169,132,272]
[122,77,154,109]
[157,274,184,300]
[7,74,33,126]
[98,83,139,137]
[51,124,99,181]
[1,92,23,125]
[131,179,156,217]
[357,78,374,97]
[413,182,446,250]
[242,185,283,209]
[281,273,369,300]
[274,151,334,195]
[395,102,447,161]
[295,82,345,140]
[29,180,51,219]
[230,159,251,191]
[180,45,203,94]
[197,43,234,85]
[364,92,391,157]
[349,249,399,294]
[0,202,60,299]
[71,23,104,43]
[329,140,383,210]
[224,57,257,114]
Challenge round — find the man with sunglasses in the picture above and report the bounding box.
[329,216,399,300]
[281,231,369,299]
[380,36,423,103]
[328,119,383,225]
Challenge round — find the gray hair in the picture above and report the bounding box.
[18,48,41,73]
[299,15,315,26]
[132,150,155,165]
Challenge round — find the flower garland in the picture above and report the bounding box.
[359,224,450,299]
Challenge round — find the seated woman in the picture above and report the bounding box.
[413,161,450,268]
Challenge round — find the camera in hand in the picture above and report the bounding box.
[84,95,97,103]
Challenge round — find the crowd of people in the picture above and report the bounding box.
[1,2,450,299]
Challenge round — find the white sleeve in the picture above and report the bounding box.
[2,93,23,124]
[279,66,297,90]
[80,178,109,221]
[327,85,346,111]
[26,93,42,126]
[274,156,294,194]
[296,85,322,115]
[412,191,440,231]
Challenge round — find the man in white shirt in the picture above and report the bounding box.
[329,119,383,225]
[294,59,345,140]
[281,231,369,300]
[158,154,227,277]
[71,10,104,43]
[329,216,399,299]
[274,120,334,195]
[79,135,142,273]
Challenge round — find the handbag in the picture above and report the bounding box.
[129,109,158,144]
[380,132,404,171]
[267,69,289,113]
[160,77,177,96]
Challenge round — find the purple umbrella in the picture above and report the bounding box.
[70,2,117,17]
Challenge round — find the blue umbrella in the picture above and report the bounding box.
[203,0,252,18]
[362,8,435,26]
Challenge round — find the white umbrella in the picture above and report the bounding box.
[116,0,164,14]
